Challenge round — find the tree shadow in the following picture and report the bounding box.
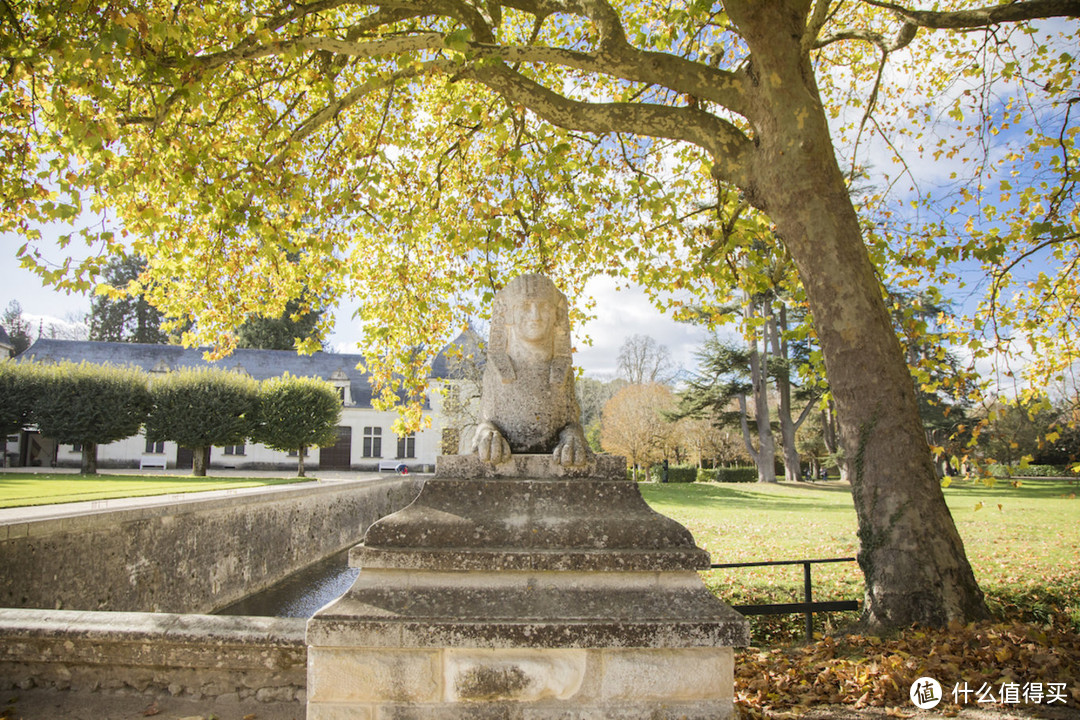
[640,481,857,515]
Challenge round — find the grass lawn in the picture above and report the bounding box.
[640,477,1080,643]
[0,472,311,509]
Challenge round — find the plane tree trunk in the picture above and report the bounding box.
[746,298,778,483]
[727,0,988,628]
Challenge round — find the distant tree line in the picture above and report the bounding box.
[586,332,1080,484]
[0,362,340,477]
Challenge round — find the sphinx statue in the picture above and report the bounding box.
[470,273,589,466]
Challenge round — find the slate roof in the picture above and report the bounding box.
[21,333,487,408]
[429,329,485,380]
[20,339,383,406]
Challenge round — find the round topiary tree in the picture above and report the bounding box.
[31,361,152,474]
[252,373,342,477]
[0,362,45,463]
[146,367,259,477]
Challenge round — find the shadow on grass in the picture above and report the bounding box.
[942,477,1080,500]
[641,481,856,515]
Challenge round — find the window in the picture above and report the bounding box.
[330,369,350,405]
[223,444,245,456]
[362,427,382,458]
[71,443,82,452]
[145,439,165,454]
[288,448,309,457]
[397,433,416,459]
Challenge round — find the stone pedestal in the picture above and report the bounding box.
[306,456,748,719]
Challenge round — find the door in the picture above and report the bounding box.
[319,426,352,470]
[176,446,210,470]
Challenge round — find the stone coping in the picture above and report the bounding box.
[359,475,706,569]
[0,609,307,703]
[435,454,627,480]
[0,608,306,645]
[308,570,750,649]
[0,475,413,540]
[351,546,711,571]
[308,614,748,650]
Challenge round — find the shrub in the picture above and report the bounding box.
[713,466,759,483]
[0,362,43,437]
[648,464,698,483]
[988,464,1071,478]
[252,374,342,477]
[147,367,259,476]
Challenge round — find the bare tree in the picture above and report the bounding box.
[616,334,676,385]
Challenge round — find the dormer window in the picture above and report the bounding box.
[330,368,351,406]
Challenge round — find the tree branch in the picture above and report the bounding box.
[471,63,754,188]
[191,34,446,71]
[470,43,748,113]
[801,0,832,53]
[815,23,917,52]
[860,0,1080,28]
[267,60,455,166]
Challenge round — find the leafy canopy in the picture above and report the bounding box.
[252,373,343,453]
[145,367,259,449]
[0,361,43,436]
[3,0,1078,429]
[30,360,152,445]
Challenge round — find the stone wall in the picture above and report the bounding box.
[0,477,424,613]
[0,608,307,702]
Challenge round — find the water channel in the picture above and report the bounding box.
[216,549,358,618]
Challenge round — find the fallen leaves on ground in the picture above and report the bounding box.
[736,617,1080,718]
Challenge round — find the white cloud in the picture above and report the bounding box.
[572,275,709,379]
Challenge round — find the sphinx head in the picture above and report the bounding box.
[490,274,571,372]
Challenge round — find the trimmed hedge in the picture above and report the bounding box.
[647,465,698,483]
[712,466,759,483]
[987,464,1074,478]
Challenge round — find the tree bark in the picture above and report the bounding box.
[746,297,778,482]
[192,447,208,477]
[735,393,776,482]
[728,0,988,628]
[80,442,98,475]
[767,302,807,482]
[822,403,847,481]
[298,445,307,478]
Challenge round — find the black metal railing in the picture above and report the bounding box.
[709,557,860,642]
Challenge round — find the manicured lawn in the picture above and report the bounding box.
[640,477,1080,643]
[0,473,311,509]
